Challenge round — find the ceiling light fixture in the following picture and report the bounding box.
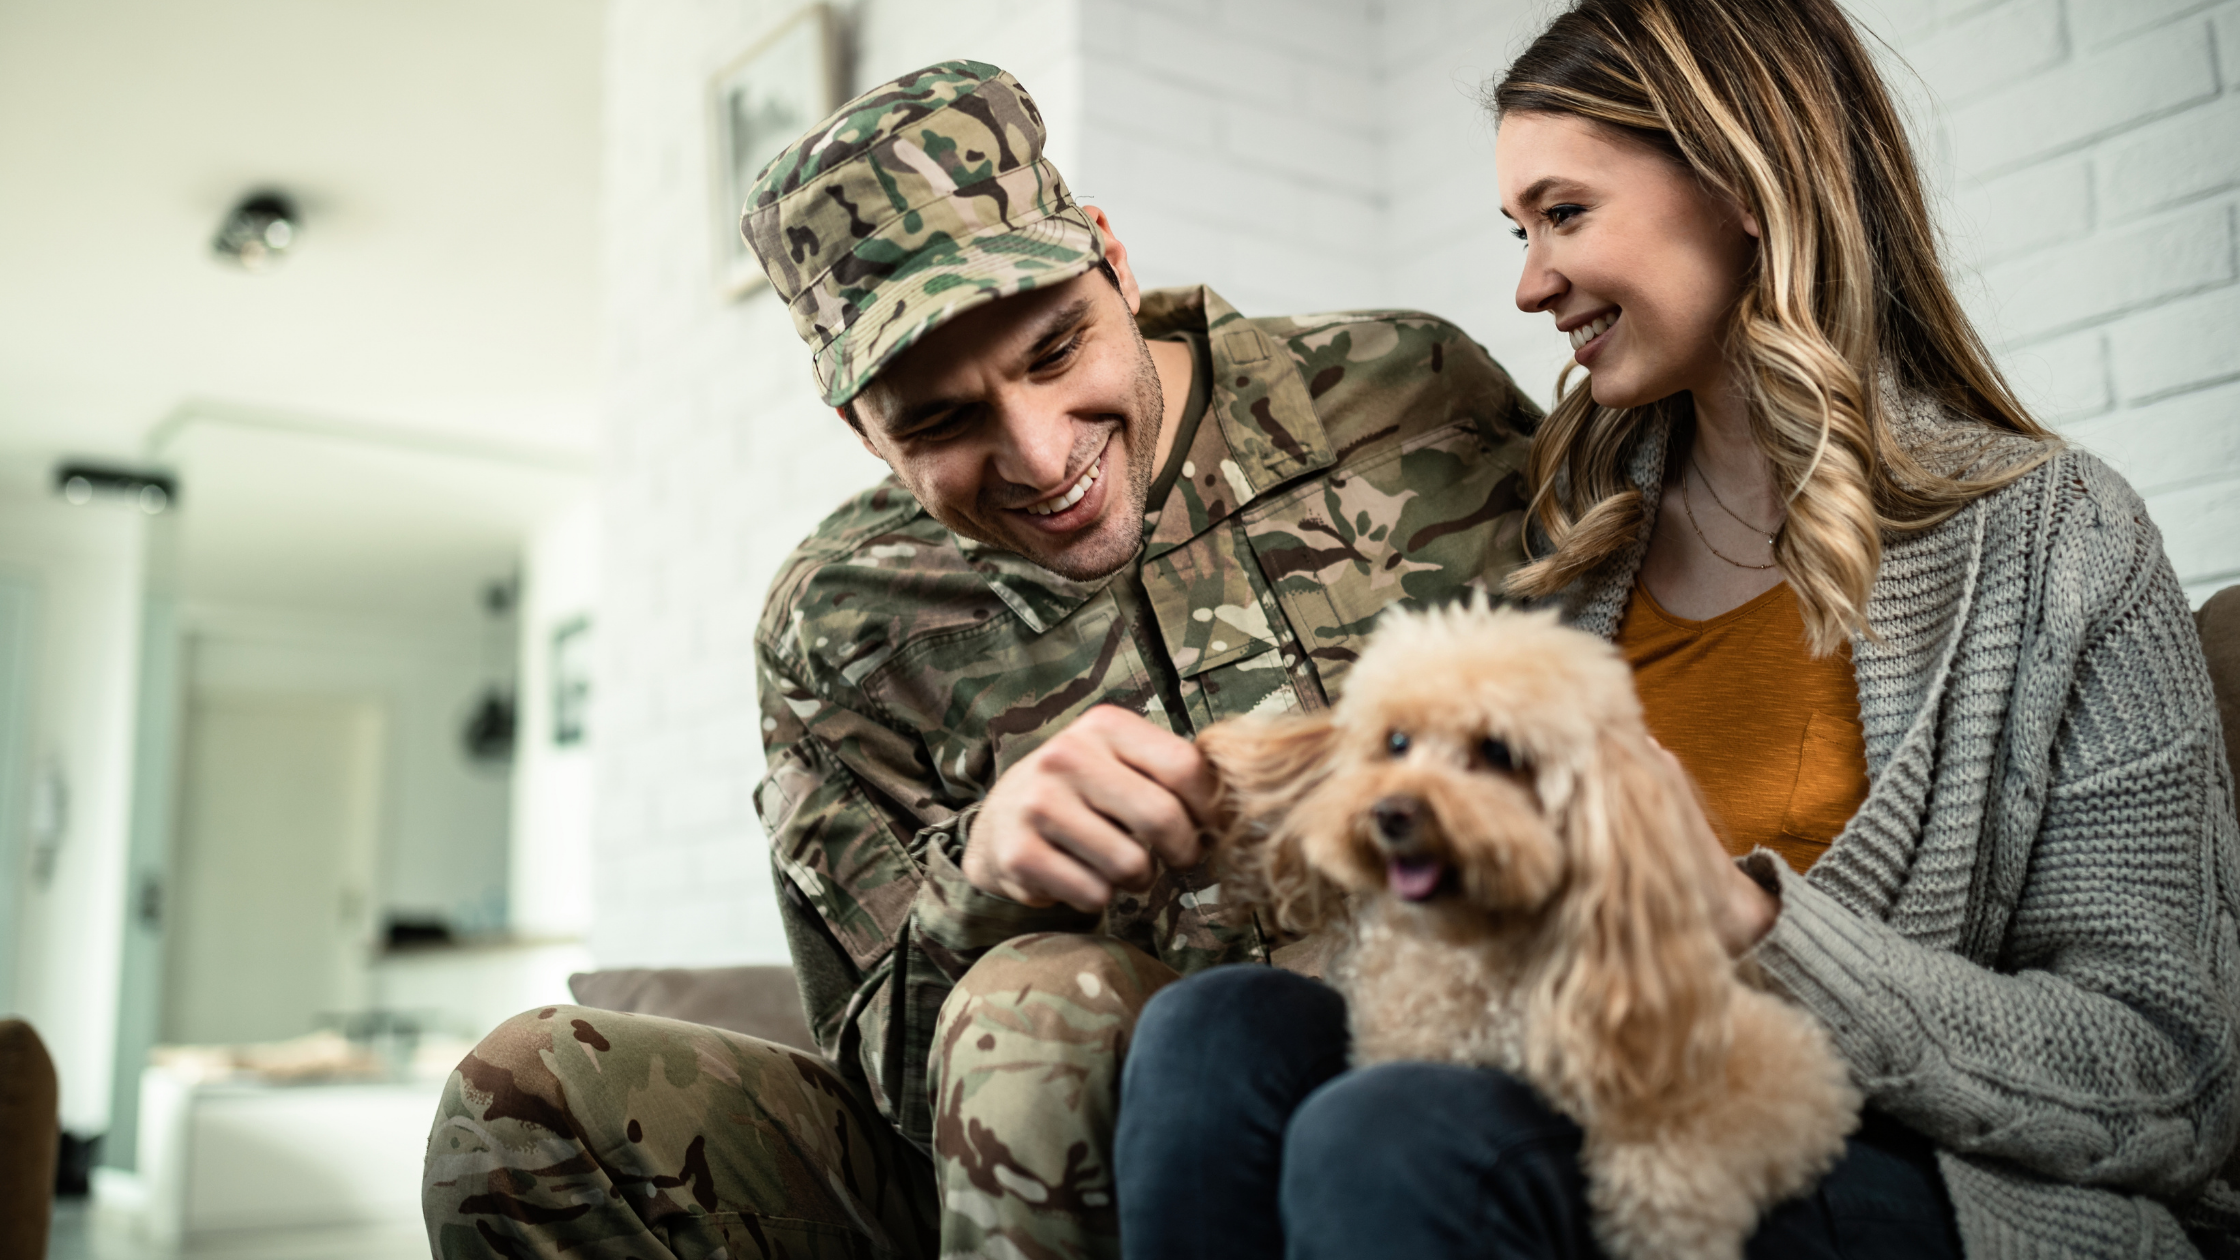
[54,462,177,514]
[213,191,299,272]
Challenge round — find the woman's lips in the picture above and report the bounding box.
[1570,310,1619,366]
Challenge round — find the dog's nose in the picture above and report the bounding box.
[1370,795,1421,848]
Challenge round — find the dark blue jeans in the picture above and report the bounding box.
[1114,965,1963,1260]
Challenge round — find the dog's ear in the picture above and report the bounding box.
[1526,725,1733,1114]
[1197,713,1346,932]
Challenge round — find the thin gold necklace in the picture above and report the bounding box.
[1689,454,1782,541]
[1679,469,1778,570]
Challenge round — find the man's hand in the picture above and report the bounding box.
[964,705,1217,912]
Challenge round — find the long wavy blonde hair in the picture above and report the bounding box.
[1493,0,2056,653]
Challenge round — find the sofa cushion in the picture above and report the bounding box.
[567,966,816,1053]
[2197,586,2240,800]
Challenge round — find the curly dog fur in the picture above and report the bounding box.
[1199,603,1861,1260]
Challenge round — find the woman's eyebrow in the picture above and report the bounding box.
[1510,177,1578,212]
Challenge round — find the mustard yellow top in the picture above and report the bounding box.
[1615,581,1869,873]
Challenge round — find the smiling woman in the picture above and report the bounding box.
[1468,1,2240,1257]
[1113,2,2240,1258]
[1491,0,2056,652]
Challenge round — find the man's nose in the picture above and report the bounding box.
[989,404,1076,492]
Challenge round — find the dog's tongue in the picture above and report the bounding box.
[1387,856,1445,902]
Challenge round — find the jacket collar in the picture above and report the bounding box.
[1139,285,1333,556]
[954,284,1334,633]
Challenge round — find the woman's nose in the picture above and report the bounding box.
[1514,245,1565,314]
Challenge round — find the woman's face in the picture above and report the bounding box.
[1496,112,1759,409]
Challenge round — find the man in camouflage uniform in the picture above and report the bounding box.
[424,60,1537,1260]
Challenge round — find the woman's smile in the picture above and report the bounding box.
[1563,308,1620,366]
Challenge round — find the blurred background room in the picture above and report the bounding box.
[0,0,2232,1255]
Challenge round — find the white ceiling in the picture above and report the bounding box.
[152,408,589,623]
[0,0,603,620]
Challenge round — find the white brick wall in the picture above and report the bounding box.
[1376,1,1577,412]
[1862,0,2240,601]
[591,0,2240,963]
[594,0,1083,965]
[1073,0,1384,316]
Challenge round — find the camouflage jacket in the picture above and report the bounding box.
[753,285,1539,1150]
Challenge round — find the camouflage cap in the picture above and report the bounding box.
[741,60,1108,407]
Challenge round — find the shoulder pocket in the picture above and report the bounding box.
[758,743,922,973]
[1244,423,1528,697]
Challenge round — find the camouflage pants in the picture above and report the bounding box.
[423,934,1178,1259]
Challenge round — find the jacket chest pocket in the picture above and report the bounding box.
[1142,528,1309,729]
[868,595,1158,796]
[1243,423,1530,699]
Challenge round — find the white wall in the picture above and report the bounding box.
[0,482,148,1135]
[594,0,1082,966]
[1074,0,1384,315]
[1851,0,2240,603]
[591,0,2240,965]
[1379,0,1576,408]
[184,606,512,936]
[511,495,600,940]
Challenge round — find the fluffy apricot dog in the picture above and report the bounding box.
[1198,603,1860,1260]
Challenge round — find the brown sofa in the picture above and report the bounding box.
[0,1018,59,1260]
[568,965,816,1052]
[2198,586,2240,793]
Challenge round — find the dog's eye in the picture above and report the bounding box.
[1478,737,1515,771]
[1387,730,1410,756]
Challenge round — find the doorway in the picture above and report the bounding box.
[163,694,383,1045]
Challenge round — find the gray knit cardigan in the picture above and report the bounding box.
[1560,402,2240,1258]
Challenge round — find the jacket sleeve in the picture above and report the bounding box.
[1749,459,2240,1199]
[754,638,1095,1149]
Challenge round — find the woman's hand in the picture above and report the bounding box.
[1647,738,1780,956]
[1706,847,1779,956]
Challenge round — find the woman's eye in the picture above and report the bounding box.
[1478,738,1514,771]
[1387,731,1410,757]
[1508,224,1527,242]
[1545,203,1585,228]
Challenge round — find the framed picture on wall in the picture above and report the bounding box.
[712,3,840,299]
[551,617,591,747]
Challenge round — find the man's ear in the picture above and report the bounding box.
[1082,204,1143,315]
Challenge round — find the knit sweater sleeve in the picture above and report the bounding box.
[1751,457,2240,1199]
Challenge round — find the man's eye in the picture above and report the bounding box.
[909,413,967,442]
[1034,336,1081,372]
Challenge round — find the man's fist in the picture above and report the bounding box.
[964,705,1217,912]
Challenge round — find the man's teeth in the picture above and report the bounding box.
[1024,462,1100,516]
[1569,312,1617,351]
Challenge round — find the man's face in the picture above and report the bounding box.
[850,262,1166,582]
